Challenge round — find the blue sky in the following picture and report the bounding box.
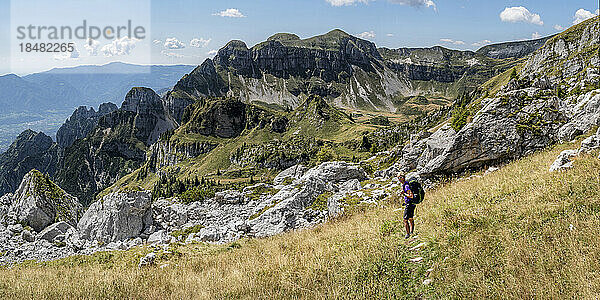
[0,0,598,76]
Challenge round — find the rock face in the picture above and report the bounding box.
[121,87,177,145]
[273,164,307,185]
[146,139,218,172]
[77,191,153,243]
[6,170,82,232]
[56,103,118,148]
[558,91,600,142]
[0,130,61,196]
[476,35,552,59]
[181,99,286,138]
[168,30,520,113]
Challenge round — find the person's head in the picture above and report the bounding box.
[397,174,406,184]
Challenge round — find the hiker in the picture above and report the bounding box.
[398,174,421,238]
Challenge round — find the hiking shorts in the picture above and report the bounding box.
[404,204,416,220]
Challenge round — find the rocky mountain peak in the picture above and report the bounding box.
[121,87,164,113]
[7,169,82,232]
[56,102,118,148]
[267,33,301,42]
[9,130,54,157]
[0,130,61,196]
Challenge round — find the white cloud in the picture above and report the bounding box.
[356,31,376,39]
[54,46,80,61]
[101,37,138,57]
[471,40,492,47]
[161,50,184,58]
[207,49,218,56]
[532,32,541,39]
[500,6,543,25]
[190,38,211,48]
[573,8,599,25]
[164,37,185,49]
[213,8,245,18]
[440,38,465,45]
[553,24,565,31]
[84,38,100,56]
[386,33,394,37]
[389,0,436,10]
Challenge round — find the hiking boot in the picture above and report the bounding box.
[405,233,410,239]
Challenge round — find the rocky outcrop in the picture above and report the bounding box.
[0,130,61,196]
[56,102,118,148]
[121,87,177,145]
[557,90,600,142]
[147,139,218,171]
[181,99,287,138]
[273,164,307,185]
[550,128,600,172]
[5,170,82,232]
[77,191,153,243]
[150,161,367,243]
[385,88,566,176]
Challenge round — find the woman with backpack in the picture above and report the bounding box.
[398,174,425,239]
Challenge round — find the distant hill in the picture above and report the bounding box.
[0,62,194,151]
[24,62,195,108]
[476,35,554,59]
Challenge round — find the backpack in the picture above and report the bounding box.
[407,179,425,204]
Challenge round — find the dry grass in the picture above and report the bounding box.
[1,141,599,299]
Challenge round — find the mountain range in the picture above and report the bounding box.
[0,63,194,151]
[0,17,596,205]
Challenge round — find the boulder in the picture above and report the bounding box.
[139,252,156,267]
[273,164,307,185]
[0,193,12,224]
[7,170,82,232]
[579,128,600,154]
[550,150,578,172]
[152,199,189,230]
[21,230,35,242]
[7,224,23,234]
[147,230,171,244]
[338,179,361,193]
[37,221,74,242]
[77,191,153,243]
[301,161,367,183]
[214,190,244,204]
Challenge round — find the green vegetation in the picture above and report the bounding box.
[170,225,205,240]
[308,192,332,211]
[28,170,65,200]
[246,185,279,202]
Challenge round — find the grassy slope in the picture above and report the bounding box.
[2,138,599,299]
